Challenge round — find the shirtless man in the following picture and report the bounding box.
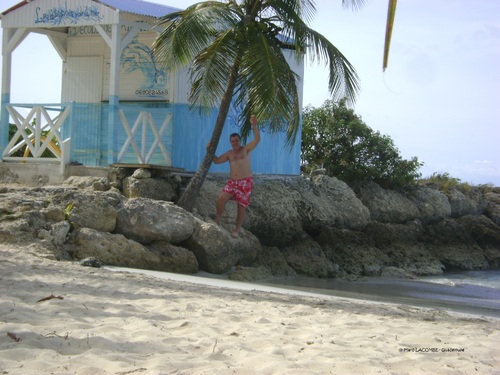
[208,115,260,237]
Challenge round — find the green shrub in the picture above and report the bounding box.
[301,99,423,188]
[418,172,494,194]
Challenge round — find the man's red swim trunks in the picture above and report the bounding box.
[222,176,254,207]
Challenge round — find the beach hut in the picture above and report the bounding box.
[0,0,303,180]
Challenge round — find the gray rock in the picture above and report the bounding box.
[245,179,303,247]
[319,227,386,276]
[132,168,151,179]
[69,228,198,272]
[245,175,370,247]
[50,221,71,246]
[423,215,500,270]
[51,190,121,232]
[427,244,488,271]
[281,236,338,278]
[115,197,196,244]
[42,207,66,222]
[183,221,234,274]
[380,267,416,279]
[146,241,198,274]
[182,220,261,274]
[254,246,297,276]
[192,178,225,221]
[299,175,370,232]
[484,190,500,225]
[122,176,176,201]
[365,221,424,246]
[108,167,129,189]
[447,187,485,218]
[62,176,108,190]
[80,257,102,268]
[457,215,500,248]
[408,186,451,223]
[355,182,419,224]
[69,227,161,269]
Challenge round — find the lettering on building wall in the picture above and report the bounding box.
[68,24,151,37]
[35,3,103,26]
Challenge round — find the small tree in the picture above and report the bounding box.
[301,99,423,188]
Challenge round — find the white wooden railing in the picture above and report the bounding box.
[118,109,172,165]
[3,104,71,173]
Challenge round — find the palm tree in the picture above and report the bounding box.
[153,0,362,212]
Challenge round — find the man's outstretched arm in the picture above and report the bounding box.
[245,115,261,152]
[207,142,229,164]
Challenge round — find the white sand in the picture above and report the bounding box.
[1,244,499,375]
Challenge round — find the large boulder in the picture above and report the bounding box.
[446,187,486,218]
[297,175,370,232]
[50,190,122,232]
[254,246,297,277]
[62,176,110,191]
[424,216,498,270]
[281,235,338,278]
[407,186,451,223]
[69,227,199,274]
[245,175,370,247]
[68,227,163,270]
[192,177,225,219]
[122,173,177,201]
[245,178,303,247]
[146,241,199,274]
[115,198,196,244]
[318,227,386,277]
[355,182,419,224]
[455,215,500,250]
[182,219,261,274]
[484,189,500,225]
[38,220,71,247]
[0,187,66,243]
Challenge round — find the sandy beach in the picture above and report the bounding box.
[1,244,499,375]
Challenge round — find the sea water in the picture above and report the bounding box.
[418,270,500,289]
[109,265,500,318]
[259,270,500,318]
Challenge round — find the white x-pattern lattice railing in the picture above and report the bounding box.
[3,104,71,172]
[118,109,172,165]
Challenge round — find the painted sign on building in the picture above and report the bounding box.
[63,30,172,102]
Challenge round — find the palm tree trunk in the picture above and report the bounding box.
[177,59,241,212]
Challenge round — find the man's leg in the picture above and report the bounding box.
[232,204,246,237]
[215,192,232,225]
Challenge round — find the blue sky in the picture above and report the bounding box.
[1,0,499,185]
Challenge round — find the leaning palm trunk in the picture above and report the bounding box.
[177,60,241,212]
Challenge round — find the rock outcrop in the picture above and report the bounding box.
[1,167,499,281]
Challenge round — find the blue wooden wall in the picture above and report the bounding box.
[62,101,301,175]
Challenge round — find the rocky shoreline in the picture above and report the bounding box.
[1,167,499,281]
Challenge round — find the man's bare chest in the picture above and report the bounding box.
[229,148,248,162]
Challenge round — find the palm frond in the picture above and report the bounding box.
[341,0,367,11]
[235,31,300,143]
[189,31,240,109]
[304,28,360,105]
[266,0,317,26]
[153,2,239,69]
